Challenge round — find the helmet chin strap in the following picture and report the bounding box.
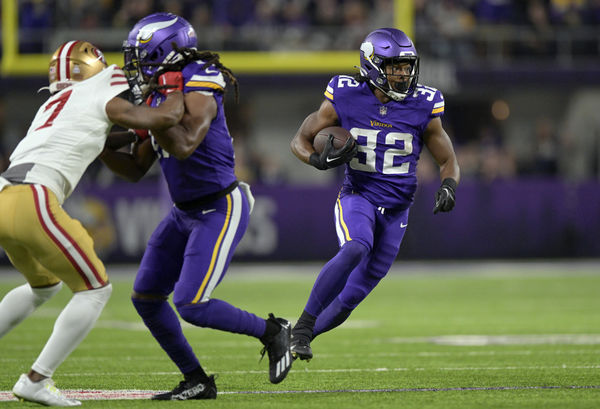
[358,65,406,101]
[374,83,406,101]
[386,77,411,101]
[387,90,406,101]
[371,65,409,102]
[45,81,75,95]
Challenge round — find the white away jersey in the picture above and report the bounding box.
[8,65,129,203]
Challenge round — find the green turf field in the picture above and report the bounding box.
[1,262,599,408]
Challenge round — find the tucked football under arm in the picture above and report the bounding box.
[291,99,339,164]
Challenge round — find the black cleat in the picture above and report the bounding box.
[152,375,217,400]
[290,334,313,361]
[260,313,292,384]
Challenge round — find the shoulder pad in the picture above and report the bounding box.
[182,61,226,93]
[413,84,445,117]
[324,75,361,102]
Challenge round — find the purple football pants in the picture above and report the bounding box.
[132,186,266,374]
[305,190,409,337]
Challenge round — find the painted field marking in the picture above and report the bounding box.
[2,364,596,379]
[1,385,599,401]
[378,334,600,345]
[4,347,598,365]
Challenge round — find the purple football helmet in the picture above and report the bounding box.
[123,12,197,83]
[359,28,419,101]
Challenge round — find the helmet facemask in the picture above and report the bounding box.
[379,55,419,100]
[122,41,150,104]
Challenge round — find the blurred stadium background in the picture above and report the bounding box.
[1,0,600,264]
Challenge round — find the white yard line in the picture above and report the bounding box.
[3,348,599,364]
[1,260,600,282]
[1,364,597,378]
[383,334,600,346]
[1,384,599,401]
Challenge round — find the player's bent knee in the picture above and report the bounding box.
[31,282,63,306]
[131,291,168,301]
[131,292,168,319]
[340,240,369,260]
[176,302,210,326]
[78,283,112,307]
[339,284,369,310]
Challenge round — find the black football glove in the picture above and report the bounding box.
[433,178,457,214]
[309,135,358,170]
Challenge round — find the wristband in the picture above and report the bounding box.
[441,178,457,192]
[309,152,326,170]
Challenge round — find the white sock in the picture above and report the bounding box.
[31,284,112,377]
[0,282,63,339]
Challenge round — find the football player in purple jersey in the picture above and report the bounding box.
[99,13,292,399]
[289,28,460,361]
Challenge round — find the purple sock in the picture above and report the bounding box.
[132,298,200,374]
[177,299,266,338]
[304,241,368,317]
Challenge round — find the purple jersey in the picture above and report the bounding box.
[324,75,445,210]
[148,61,236,203]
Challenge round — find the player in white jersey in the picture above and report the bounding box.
[0,40,184,407]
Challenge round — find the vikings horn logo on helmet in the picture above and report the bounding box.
[137,17,179,44]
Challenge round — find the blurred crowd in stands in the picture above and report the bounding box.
[2,0,600,184]
[17,0,600,55]
[18,0,394,52]
[415,0,600,61]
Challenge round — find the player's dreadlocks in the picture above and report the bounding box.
[146,43,239,103]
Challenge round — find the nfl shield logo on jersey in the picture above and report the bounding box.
[379,106,387,116]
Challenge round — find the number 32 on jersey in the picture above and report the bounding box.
[349,128,413,175]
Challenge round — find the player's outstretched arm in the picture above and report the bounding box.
[105,91,185,131]
[423,117,460,214]
[291,99,339,166]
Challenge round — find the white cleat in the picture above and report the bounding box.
[12,374,81,407]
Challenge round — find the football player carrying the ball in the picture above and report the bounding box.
[0,41,184,406]
[289,28,461,361]
[100,13,292,400]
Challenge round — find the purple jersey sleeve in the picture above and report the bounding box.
[324,76,336,102]
[323,75,358,127]
[413,85,445,127]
